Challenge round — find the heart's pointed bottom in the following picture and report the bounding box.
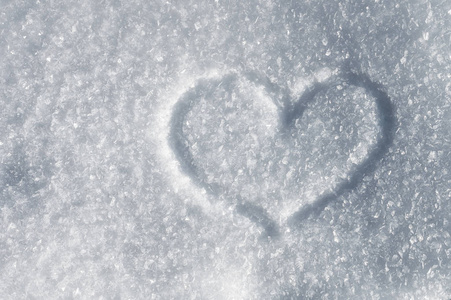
[236,201,280,238]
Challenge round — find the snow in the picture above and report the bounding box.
[1,0,450,299]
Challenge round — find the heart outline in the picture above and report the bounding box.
[170,64,396,237]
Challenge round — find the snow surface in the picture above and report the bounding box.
[1,0,450,299]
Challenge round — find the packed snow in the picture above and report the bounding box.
[1,0,450,299]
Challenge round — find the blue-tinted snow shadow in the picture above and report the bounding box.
[0,143,52,218]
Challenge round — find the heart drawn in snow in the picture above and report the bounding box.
[170,67,395,237]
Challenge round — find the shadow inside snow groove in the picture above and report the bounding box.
[169,63,396,238]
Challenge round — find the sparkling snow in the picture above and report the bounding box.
[0,0,450,299]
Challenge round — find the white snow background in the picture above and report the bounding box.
[0,0,450,299]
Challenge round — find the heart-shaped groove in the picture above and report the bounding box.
[170,66,396,238]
